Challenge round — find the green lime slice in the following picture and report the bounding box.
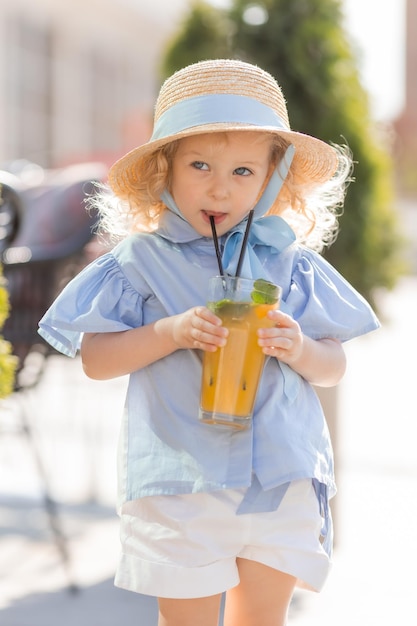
[208,299,230,313]
[251,278,279,304]
[209,300,250,317]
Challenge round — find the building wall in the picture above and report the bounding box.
[394,0,417,193]
[404,0,417,114]
[0,0,179,169]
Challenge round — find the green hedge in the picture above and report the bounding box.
[0,266,18,398]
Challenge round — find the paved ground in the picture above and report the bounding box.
[0,240,415,623]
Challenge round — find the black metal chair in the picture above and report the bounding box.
[2,164,106,361]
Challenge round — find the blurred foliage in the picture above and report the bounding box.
[0,266,17,398]
[161,0,406,308]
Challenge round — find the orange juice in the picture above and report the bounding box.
[199,277,281,429]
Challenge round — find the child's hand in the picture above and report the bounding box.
[257,309,303,365]
[171,306,228,352]
[257,309,346,386]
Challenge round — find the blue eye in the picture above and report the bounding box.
[234,167,251,176]
[192,161,208,170]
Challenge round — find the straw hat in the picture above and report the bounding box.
[108,59,338,197]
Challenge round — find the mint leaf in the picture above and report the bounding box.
[251,279,279,304]
[209,300,250,317]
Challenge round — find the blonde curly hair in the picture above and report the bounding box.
[91,132,351,253]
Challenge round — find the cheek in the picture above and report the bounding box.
[171,176,202,213]
[172,180,195,203]
[171,171,186,200]
[236,182,264,207]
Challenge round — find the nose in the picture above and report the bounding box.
[208,172,229,201]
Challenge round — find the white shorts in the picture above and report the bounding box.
[115,479,330,599]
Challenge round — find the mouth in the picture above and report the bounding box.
[202,210,227,226]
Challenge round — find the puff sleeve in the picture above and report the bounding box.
[285,249,380,341]
[38,253,143,357]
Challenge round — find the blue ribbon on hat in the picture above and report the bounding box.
[152,94,289,141]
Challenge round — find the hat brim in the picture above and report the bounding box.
[108,123,338,198]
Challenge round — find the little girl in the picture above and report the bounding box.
[39,59,379,626]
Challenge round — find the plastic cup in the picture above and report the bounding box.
[199,275,282,429]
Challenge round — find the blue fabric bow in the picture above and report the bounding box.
[159,145,296,280]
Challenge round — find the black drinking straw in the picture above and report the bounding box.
[209,216,224,277]
[235,210,254,278]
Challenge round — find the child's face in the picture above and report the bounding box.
[171,131,272,237]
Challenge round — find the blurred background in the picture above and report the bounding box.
[0,0,415,624]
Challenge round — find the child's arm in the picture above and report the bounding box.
[258,309,346,387]
[81,306,228,380]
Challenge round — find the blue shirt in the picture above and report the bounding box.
[38,217,379,553]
